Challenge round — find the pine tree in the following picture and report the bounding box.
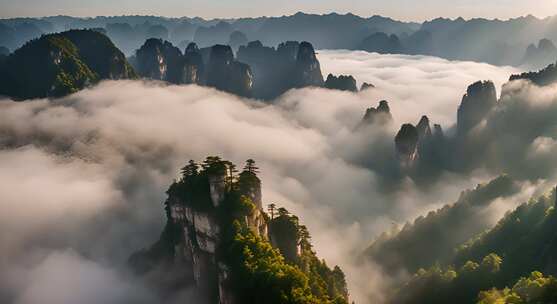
[225,161,239,189]
[268,203,277,219]
[298,225,312,252]
[180,160,199,180]
[243,159,259,174]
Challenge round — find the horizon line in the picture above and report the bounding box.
[0,11,553,25]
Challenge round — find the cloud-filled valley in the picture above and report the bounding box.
[2,50,557,303]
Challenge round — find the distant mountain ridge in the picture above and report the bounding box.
[4,12,557,66]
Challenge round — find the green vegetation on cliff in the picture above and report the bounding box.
[365,175,519,274]
[388,187,557,304]
[132,156,349,304]
[0,29,136,100]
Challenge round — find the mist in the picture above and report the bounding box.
[0,51,540,303]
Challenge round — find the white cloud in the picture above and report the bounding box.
[0,51,528,303]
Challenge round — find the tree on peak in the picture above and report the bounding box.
[243,159,260,174]
[298,225,313,252]
[201,156,228,175]
[224,160,239,188]
[180,160,199,180]
[278,207,290,217]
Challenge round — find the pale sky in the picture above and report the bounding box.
[1,0,557,22]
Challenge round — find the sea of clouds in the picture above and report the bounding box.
[2,50,554,303]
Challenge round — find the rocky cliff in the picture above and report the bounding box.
[360,100,393,127]
[395,124,419,167]
[130,157,349,304]
[205,45,253,97]
[510,61,557,87]
[456,80,497,135]
[324,74,358,92]
[182,42,205,84]
[133,38,183,83]
[237,40,327,100]
[295,41,324,87]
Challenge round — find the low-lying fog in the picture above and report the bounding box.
[0,50,534,303]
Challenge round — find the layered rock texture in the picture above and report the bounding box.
[130,157,349,304]
[0,29,136,99]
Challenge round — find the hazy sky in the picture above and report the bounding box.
[1,0,557,21]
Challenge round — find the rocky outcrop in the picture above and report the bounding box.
[294,41,324,87]
[60,30,136,80]
[510,62,557,87]
[521,39,557,70]
[237,40,326,100]
[128,158,349,304]
[236,41,281,99]
[360,100,393,127]
[457,80,497,135]
[416,115,432,141]
[0,29,135,100]
[324,74,358,92]
[182,42,204,84]
[206,44,253,97]
[433,124,444,138]
[395,124,419,167]
[361,82,375,90]
[134,38,183,83]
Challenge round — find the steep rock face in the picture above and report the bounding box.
[456,80,497,135]
[130,158,349,304]
[294,41,324,87]
[395,124,419,167]
[324,74,358,92]
[182,42,205,84]
[134,38,183,83]
[206,44,253,97]
[360,100,393,127]
[236,40,281,99]
[276,40,299,60]
[60,29,136,80]
[416,115,432,141]
[0,29,136,100]
[237,40,326,100]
